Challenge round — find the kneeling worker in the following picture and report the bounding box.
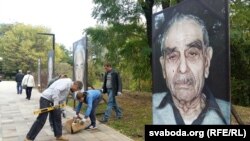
[75,89,102,129]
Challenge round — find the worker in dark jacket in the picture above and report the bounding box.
[100,63,122,123]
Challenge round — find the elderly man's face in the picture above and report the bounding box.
[160,19,213,102]
[74,50,85,82]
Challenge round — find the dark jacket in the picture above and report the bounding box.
[15,73,24,82]
[102,69,122,96]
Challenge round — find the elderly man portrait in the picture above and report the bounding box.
[153,13,230,125]
[73,38,87,91]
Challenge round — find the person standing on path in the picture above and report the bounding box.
[21,70,35,100]
[15,69,24,94]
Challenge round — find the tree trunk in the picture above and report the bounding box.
[141,0,154,80]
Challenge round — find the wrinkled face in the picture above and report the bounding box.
[74,48,85,82]
[160,19,213,102]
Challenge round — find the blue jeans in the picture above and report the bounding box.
[90,95,102,126]
[103,89,122,120]
[16,82,22,94]
[26,97,62,140]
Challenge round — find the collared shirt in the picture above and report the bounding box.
[153,86,230,125]
[41,78,73,105]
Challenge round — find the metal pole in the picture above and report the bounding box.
[37,33,55,78]
[38,58,41,91]
[52,34,55,78]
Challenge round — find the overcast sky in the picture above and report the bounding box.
[0,0,97,50]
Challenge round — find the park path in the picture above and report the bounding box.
[0,81,133,141]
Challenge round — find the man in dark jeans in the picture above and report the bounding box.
[15,70,24,94]
[47,74,68,131]
[75,89,103,129]
[100,63,123,123]
[24,79,83,141]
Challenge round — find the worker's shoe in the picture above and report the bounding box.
[24,137,32,141]
[85,125,97,130]
[56,136,69,141]
[100,118,108,123]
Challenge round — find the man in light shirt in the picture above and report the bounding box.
[24,78,83,141]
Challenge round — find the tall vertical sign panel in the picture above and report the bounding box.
[38,58,41,87]
[73,36,87,91]
[152,0,230,125]
[48,50,54,82]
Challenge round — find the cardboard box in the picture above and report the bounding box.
[64,118,87,134]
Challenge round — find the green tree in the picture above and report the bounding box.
[88,0,185,91]
[88,0,154,90]
[57,44,73,65]
[0,23,49,72]
[0,23,70,79]
[230,0,250,106]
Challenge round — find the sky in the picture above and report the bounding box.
[0,0,97,50]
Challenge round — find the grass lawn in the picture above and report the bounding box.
[231,105,250,125]
[67,91,250,141]
[97,91,152,141]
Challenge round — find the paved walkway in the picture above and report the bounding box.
[0,81,133,141]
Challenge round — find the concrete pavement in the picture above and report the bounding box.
[0,81,133,141]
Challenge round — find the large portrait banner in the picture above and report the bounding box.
[47,50,54,82]
[152,0,230,125]
[73,37,88,91]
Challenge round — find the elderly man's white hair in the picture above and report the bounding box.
[161,13,210,54]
